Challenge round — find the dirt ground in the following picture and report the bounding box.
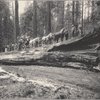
[0,64,100,99]
[0,45,100,99]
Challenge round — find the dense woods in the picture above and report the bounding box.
[20,0,100,38]
[0,0,14,51]
[0,1,100,99]
[0,0,100,52]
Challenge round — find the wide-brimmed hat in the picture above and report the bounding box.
[78,24,82,28]
[72,25,74,27]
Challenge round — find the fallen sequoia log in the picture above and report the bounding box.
[48,27,100,52]
[0,52,99,70]
[39,52,99,69]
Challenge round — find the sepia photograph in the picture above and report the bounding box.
[0,0,100,99]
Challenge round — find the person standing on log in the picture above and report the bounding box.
[71,25,76,38]
[77,25,82,37]
[64,30,69,40]
[24,33,30,52]
[18,38,24,51]
[5,45,8,52]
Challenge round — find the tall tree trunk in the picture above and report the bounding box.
[72,1,75,25]
[67,2,71,38]
[56,1,64,31]
[91,1,95,18]
[33,0,37,38]
[59,1,64,29]
[96,1,100,20]
[75,1,80,31]
[15,0,20,42]
[3,16,8,44]
[87,0,90,22]
[91,1,95,26]
[46,1,51,34]
[82,0,84,35]
[0,15,3,51]
[12,1,16,43]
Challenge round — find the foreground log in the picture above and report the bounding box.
[41,52,99,68]
[0,52,99,71]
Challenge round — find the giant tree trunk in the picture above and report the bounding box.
[0,51,98,70]
[91,1,95,20]
[87,0,90,22]
[0,15,3,51]
[67,3,71,38]
[75,1,80,31]
[81,0,84,35]
[96,1,100,20]
[3,16,8,45]
[15,0,20,42]
[46,1,52,34]
[12,1,16,43]
[58,1,64,30]
[72,1,75,25]
[33,0,37,38]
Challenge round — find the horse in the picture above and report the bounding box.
[29,37,40,48]
[54,28,65,43]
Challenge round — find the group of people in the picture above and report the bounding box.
[5,43,17,52]
[4,24,82,52]
[5,33,30,52]
[71,24,82,38]
[17,34,30,51]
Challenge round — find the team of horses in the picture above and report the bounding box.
[5,26,82,52]
[29,28,69,48]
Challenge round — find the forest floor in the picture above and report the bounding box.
[0,64,100,99]
[0,41,100,99]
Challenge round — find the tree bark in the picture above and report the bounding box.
[87,0,90,22]
[0,52,98,69]
[0,15,3,51]
[72,1,75,25]
[59,1,64,29]
[46,1,52,34]
[33,0,37,38]
[75,1,80,31]
[81,1,84,35]
[15,0,20,42]
[12,1,16,43]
